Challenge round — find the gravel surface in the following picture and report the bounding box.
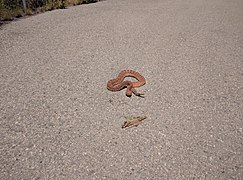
[0,0,242,179]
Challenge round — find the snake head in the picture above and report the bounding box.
[126,93,132,97]
[125,90,133,97]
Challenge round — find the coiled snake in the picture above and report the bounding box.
[107,70,146,97]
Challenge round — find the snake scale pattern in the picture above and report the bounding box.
[107,70,146,97]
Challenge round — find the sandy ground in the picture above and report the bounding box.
[0,0,242,179]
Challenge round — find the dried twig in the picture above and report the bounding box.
[122,116,147,129]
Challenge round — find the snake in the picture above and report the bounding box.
[107,70,146,97]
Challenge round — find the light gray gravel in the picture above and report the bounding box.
[0,0,243,179]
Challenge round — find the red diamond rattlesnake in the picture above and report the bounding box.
[107,70,146,97]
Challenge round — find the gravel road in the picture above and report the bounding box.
[0,0,242,179]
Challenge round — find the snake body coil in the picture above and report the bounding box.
[107,70,146,97]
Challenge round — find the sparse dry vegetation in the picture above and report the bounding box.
[0,0,100,21]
